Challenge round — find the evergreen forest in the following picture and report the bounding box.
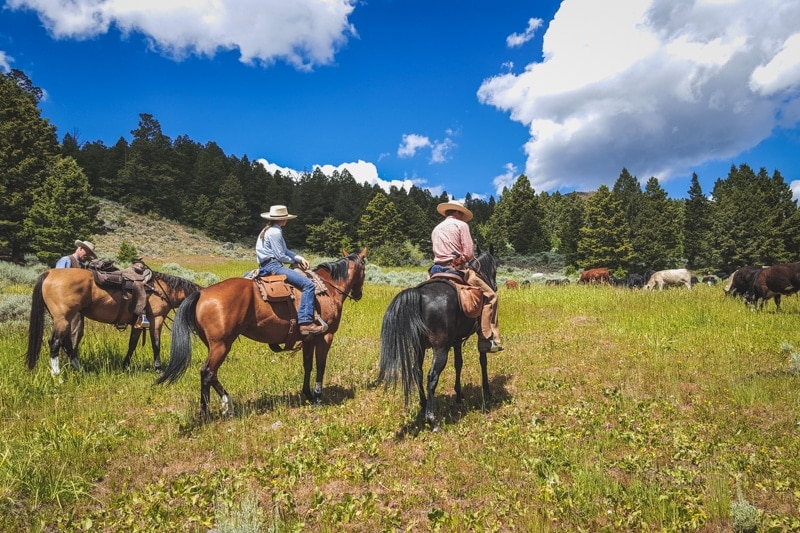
[3,69,799,275]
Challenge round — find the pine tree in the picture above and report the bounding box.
[630,177,683,271]
[357,192,404,250]
[23,156,100,265]
[576,185,634,270]
[0,69,60,259]
[306,216,354,256]
[683,173,712,270]
[203,174,249,241]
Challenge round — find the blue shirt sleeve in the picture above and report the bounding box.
[54,255,72,268]
[255,226,297,265]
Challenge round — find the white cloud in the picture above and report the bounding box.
[398,132,456,163]
[6,0,357,70]
[0,51,12,72]
[257,158,420,194]
[750,33,800,96]
[493,163,519,195]
[397,134,431,158]
[506,18,543,48]
[478,0,800,193]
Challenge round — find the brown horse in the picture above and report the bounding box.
[27,268,200,375]
[157,249,367,418]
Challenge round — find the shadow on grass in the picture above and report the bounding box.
[393,373,513,438]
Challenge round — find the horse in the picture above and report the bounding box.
[27,268,201,375]
[156,249,368,418]
[378,250,498,430]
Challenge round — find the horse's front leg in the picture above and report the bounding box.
[479,350,492,403]
[453,343,464,403]
[425,346,449,430]
[301,342,322,405]
[149,318,163,372]
[310,337,332,405]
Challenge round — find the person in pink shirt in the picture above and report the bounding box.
[431,200,503,353]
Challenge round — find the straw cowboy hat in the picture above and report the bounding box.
[436,200,473,222]
[260,205,297,220]
[74,239,97,258]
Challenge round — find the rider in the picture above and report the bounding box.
[431,200,503,353]
[55,239,96,268]
[256,205,325,336]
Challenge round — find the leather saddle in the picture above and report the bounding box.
[88,260,153,299]
[426,273,483,318]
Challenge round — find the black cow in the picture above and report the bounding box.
[625,273,645,289]
[746,262,800,311]
[724,266,762,299]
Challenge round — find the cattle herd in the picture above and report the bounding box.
[504,262,800,312]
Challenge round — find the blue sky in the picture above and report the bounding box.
[2,0,799,201]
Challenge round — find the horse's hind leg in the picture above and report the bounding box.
[200,341,233,418]
[453,344,464,403]
[425,347,449,430]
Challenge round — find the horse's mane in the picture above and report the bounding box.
[314,253,362,282]
[152,271,201,294]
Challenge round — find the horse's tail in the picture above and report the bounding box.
[379,287,429,406]
[26,272,48,370]
[156,291,200,385]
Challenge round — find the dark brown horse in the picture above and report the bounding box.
[27,268,200,375]
[156,249,367,418]
[379,250,498,430]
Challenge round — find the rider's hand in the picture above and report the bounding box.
[295,255,310,269]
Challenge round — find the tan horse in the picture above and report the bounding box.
[27,268,200,375]
[157,249,367,418]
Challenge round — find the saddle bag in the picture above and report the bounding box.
[457,285,483,318]
[255,275,293,302]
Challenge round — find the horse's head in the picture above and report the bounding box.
[476,249,498,291]
[345,248,368,301]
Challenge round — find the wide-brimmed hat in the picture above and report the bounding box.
[260,205,298,220]
[437,200,473,222]
[74,239,97,258]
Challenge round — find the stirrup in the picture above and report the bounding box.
[134,315,150,329]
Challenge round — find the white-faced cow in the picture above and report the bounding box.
[745,262,800,311]
[643,268,692,290]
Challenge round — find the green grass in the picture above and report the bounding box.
[2,277,799,531]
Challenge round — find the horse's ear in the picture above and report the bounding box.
[341,249,348,257]
[489,244,495,256]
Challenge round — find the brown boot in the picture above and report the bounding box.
[478,338,504,353]
[299,323,325,336]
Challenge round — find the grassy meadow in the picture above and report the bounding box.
[1,257,800,531]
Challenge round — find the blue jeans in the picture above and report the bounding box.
[258,259,317,324]
[430,264,465,279]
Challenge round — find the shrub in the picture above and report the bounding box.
[117,240,139,263]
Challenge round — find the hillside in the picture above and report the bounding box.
[93,198,254,264]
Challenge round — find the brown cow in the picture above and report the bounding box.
[505,279,518,289]
[746,262,800,311]
[579,268,610,284]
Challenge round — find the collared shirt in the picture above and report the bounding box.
[256,224,298,265]
[431,215,474,265]
[55,254,80,268]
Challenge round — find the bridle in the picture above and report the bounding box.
[316,256,365,302]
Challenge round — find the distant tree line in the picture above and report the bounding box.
[2,69,799,273]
